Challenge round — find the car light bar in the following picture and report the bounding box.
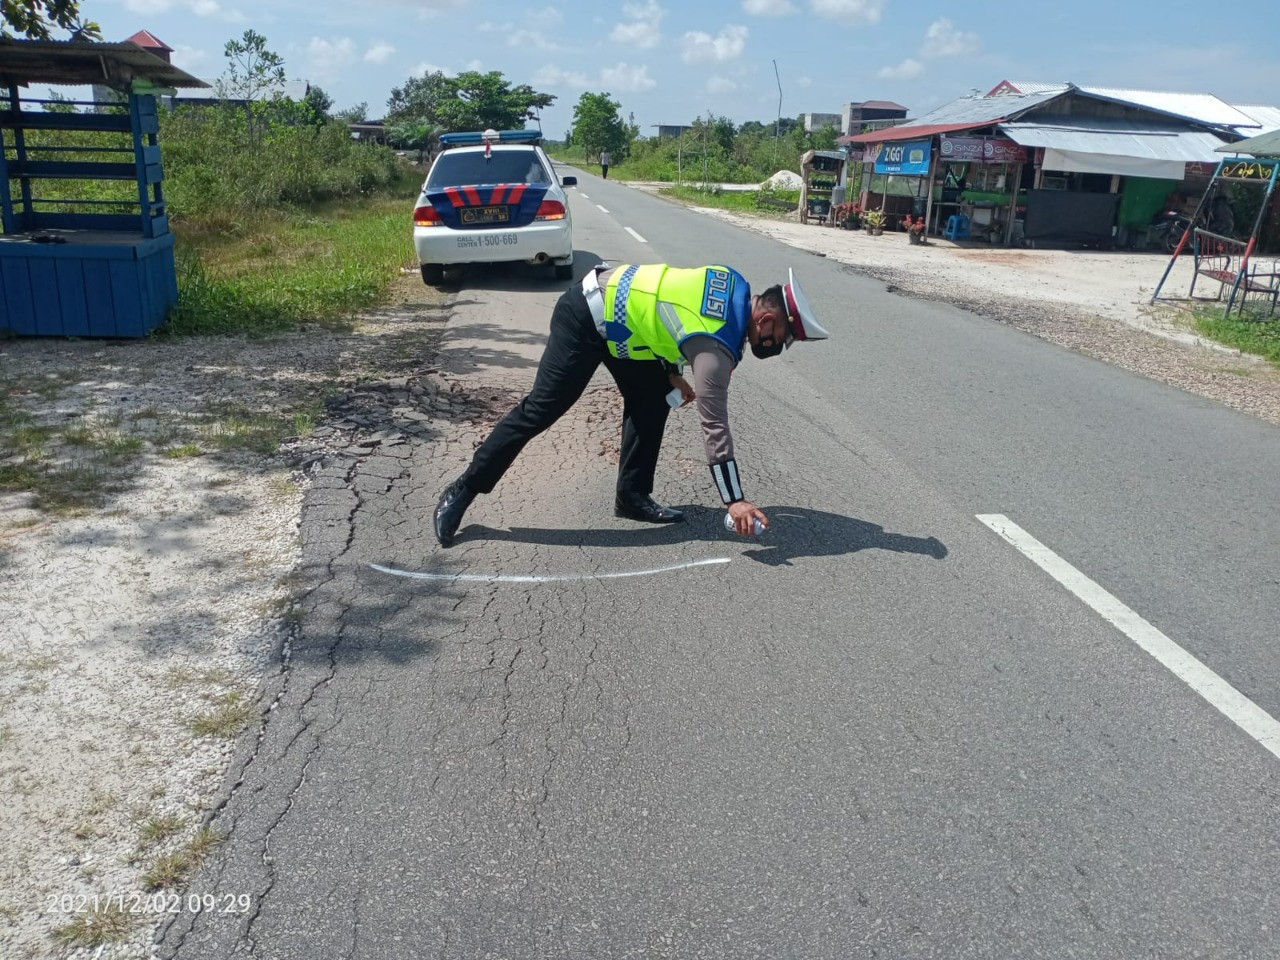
[440,129,542,149]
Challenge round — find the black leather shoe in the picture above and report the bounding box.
[434,478,476,547]
[614,491,683,524]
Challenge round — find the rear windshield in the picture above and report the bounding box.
[427,150,551,188]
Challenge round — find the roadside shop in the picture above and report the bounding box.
[0,38,207,336]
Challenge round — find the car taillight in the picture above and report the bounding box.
[534,200,566,221]
[413,205,442,226]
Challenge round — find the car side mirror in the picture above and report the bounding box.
[561,176,577,187]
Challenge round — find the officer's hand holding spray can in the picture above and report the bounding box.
[666,384,763,537]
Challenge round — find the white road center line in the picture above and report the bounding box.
[370,557,730,584]
[596,204,610,214]
[579,193,589,199]
[626,227,648,243]
[977,514,1280,762]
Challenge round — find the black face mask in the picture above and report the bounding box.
[751,339,784,360]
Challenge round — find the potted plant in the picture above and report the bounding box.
[863,209,886,235]
[901,214,928,245]
[834,201,861,229]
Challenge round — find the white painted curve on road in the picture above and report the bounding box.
[370,557,730,584]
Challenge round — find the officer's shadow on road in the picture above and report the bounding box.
[466,505,947,567]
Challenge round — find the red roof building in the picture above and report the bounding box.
[124,30,172,63]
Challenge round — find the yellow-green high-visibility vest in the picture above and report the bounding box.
[600,264,752,363]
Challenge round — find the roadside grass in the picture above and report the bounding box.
[1193,308,1280,366]
[165,189,418,338]
[53,903,134,948]
[142,827,222,891]
[188,691,254,738]
[658,184,799,216]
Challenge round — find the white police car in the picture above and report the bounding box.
[413,129,576,284]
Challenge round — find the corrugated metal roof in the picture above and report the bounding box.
[1077,85,1257,129]
[1217,128,1280,158]
[1000,117,1229,163]
[170,79,311,101]
[1233,104,1280,134]
[840,122,982,145]
[989,80,1070,96]
[839,88,1066,144]
[0,38,206,88]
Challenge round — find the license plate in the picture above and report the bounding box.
[461,205,509,225]
[456,233,519,249]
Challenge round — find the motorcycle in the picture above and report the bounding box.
[1149,209,1195,254]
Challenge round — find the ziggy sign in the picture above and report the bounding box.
[872,139,932,176]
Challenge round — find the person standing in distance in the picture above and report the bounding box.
[432,264,830,546]
[599,149,611,179]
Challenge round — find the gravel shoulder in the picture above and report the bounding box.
[3,201,1280,959]
[0,275,466,959]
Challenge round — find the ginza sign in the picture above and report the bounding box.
[940,136,1028,164]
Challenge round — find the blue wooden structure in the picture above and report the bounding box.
[0,39,207,337]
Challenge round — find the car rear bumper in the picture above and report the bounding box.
[414,221,573,266]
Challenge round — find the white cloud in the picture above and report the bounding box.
[878,58,923,79]
[610,20,662,48]
[797,75,813,87]
[809,0,885,25]
[307,37,356,79]
[601,63,657,92]
[413,62,456,78]
[681,24,749,63]
[123,0,174,12]
[611,1,665,49]
[921,18,981,58]
[743,0,796,14]
[465,59,484,71]
[364,43,395,64]
[188,0,246,20]
[531,5,563,24]
[170,44,208,70]
[707,75,737,94]
[507,28,560,50]
[622,0,664,18]
[533,64,591,88]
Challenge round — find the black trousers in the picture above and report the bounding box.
[461,285,671,496]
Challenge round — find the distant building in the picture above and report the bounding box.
[803,112,841,133]
[841,100,909,136]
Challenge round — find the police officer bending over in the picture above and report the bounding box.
[432,263,830,546]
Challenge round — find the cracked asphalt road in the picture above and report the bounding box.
[160,175,1280,959]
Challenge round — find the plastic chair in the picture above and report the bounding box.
[943,214,970,241]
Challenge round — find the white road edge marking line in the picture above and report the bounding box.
[625,227,648,243]
[596,204,610,214]
[977,513,1280,762]
[370,557,730,584]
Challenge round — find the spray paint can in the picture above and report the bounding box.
[724,512,764,536]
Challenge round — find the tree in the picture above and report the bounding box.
[1,0,99,40]
[570,92,628,163]
[388,118,443,165]
[437,71,554,132]
[335,102,369,124]
[385,69,554,132]
[386,71,454,126]
[303,84,333,121]
[217,29,286,102]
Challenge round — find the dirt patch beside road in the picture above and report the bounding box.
[0,274,508,960]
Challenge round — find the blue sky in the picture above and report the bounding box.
[83,0,1280,133]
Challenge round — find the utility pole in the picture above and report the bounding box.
[773,59,782,169]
